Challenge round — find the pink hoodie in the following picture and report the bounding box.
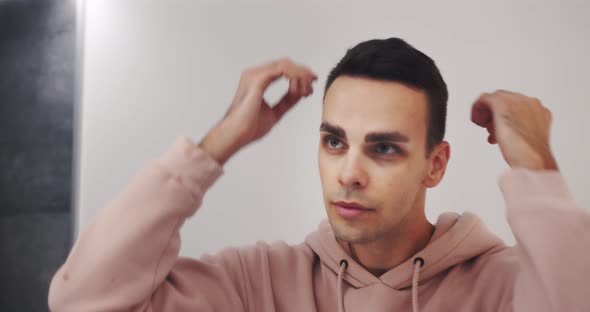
[48,137,590,312]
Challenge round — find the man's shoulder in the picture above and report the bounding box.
[455,244,520,275]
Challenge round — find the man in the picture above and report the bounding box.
[48,38,589,311]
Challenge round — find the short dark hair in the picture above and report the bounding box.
[325,38,448,154]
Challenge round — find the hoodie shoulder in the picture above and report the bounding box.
[224,241,317,311]
[439,245,519,311]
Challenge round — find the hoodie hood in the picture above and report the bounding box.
[305,211,505,290]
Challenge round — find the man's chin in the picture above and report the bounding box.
[330,219,373,244]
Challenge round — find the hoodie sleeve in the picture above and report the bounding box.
[48,137,248,311]
[499,168,590,312]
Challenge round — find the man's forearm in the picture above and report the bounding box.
[48,138,223,311]
[500,169,590,311]
[199,122,243,166]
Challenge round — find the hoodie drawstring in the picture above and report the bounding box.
[337,257,424,312]
[412,257,425,312]
[337,259,348,312]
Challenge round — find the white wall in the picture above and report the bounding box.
[78,1,590,257]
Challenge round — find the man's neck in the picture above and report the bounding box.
[338,202,434,276]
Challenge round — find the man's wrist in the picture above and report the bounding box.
[541,155,559,171]
[514,152,559,172]
[198,122,242,166]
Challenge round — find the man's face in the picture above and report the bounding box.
[319,75,431,243]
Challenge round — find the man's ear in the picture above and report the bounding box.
[423,141,450,188]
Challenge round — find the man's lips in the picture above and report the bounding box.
[332,201,374,218]
[332,201,370,209]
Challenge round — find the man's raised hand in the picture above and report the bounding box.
[471,90,558,171]
[200,58,317,165]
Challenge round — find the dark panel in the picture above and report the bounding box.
[0,0,76,216]
[0,0,76,311]
[0,213,70,311]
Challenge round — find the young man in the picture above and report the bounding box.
[48,38,589,311]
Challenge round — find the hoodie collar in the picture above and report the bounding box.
[305,212,505,290]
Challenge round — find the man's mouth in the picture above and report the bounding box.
[331,201,374,218]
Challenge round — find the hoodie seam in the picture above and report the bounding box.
[155,161,199,201]
[236,249,250,312]
[398,217,482,287]
[144,167,205,303]
[148,216,183,297]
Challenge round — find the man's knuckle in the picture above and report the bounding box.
[278,58,294,69]
[532,97,543,106]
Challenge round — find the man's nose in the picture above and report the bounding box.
[338,151,368,189]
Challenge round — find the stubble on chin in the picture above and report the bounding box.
[331,220,382,244]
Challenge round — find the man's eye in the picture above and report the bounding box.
[374,143,398,155]
[326,136,344,149]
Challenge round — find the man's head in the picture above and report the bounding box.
[318,38,450,244]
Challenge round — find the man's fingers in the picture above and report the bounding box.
[273,73,316,121]
[254,69,284,93]
[273,77,315,121]
[472,92,514,145]
[471,92,507,128]
[288,70,316,97]
[257,58,317,93]
[300,77,310,95]
[471,96,494,128]
[487,121,497,144]
[289,77,300,96]
[237,57,317,122]
[301,77,315,96]
[272,92,302,121]
[248,58,294,90]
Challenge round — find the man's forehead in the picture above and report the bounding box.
[322,76,428,137]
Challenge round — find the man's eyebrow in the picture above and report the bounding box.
[320,122,409,143]
[365,132,410,143]
[319,122,346,139]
